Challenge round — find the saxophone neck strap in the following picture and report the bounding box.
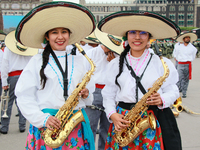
[124,53,153,101]
[50,49,68,98]
[71,44,76,55]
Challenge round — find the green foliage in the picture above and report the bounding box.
[180,27,198,32]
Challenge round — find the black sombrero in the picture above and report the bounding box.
[15,1,96,49]
[98,10,181,40]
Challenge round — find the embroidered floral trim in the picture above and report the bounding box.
[127,50,149,76]
[48,54,74,90]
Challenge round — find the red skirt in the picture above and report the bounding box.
[104,106,164,150]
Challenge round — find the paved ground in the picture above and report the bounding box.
[0,58,200,150]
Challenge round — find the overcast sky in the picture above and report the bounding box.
[53,0,123,3]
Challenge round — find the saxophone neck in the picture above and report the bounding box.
[74,43,95,74]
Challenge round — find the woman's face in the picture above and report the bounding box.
[45,27,70,51]
[127,30,150,53]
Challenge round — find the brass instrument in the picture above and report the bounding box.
[114,44,170,147]
[173,97,200,115]
[44,43,95,148]
[1,87,10,118]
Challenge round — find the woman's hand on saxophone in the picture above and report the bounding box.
[146,93,163,106]
[79,88,89,99]
[46,116,61,130]
[110,113,131,131]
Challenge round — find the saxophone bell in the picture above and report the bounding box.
[176,104,184,112]
[1,87,10,118]
[173,96,200,115]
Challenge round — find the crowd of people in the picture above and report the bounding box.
[0,1,199,150]
[150,38,200,59]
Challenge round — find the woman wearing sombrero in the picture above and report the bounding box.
[15,1,96,150]
[99,11,182,150]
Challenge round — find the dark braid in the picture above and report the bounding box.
[40,42,51,89]
[115,44,130,89]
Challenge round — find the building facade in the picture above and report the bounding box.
[0,0,200,32]
[0,0,52,32]
[80,0,200,28]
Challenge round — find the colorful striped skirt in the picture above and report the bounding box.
[25,123,89,150]
[104,106,164,150]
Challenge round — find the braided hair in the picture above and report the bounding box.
[115,44,130,89]
[40,42,52,89]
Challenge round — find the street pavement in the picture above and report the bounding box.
[0,58,200,150]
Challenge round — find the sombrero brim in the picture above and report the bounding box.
[81,38,100,44]
[5,31,38,56]
[81,31,100,44]
[94,27,123,55]
[176,32,197,42]
[98,11,180,39]
[15,1,96,49]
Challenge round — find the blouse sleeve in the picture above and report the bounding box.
[102,58,119,123]
[15,55,50,128]
[158,57,180,109]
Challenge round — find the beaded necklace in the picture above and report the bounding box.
[48,53,74,90]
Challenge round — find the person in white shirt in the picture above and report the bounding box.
[174,31,197,98]
[0,45,33,134]
[14,1,96,149]
[0,42,5,100]
[85,28,123,150]
[98,11,181,150]
[172,42,182,69]
[146,41,155,54]
[66,33,100,56]
[0,30,37,134]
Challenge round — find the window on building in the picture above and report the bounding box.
[109,7,114,12]
[148,6,152,11]
[139,6,146,11]
[100,16,103,20]
[187,20,193,26]
[101,7,104,11]
[118,7,121,11]
[178,14,184,20]
[127,6,131,10]
[188,6,193,11]
[187,13,193,19]
[95,7,98,12]
[98,7,100,12]
[162,6,166,12]
[153,6,160,11]
[179,6,184,11]
[169,14,175,20]
[169,6,175,11]
[178,21,184,26]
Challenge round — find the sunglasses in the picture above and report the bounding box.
[128,30,149,39]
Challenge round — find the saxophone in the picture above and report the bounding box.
[114,44,170,147]
[44,43,95,148]
[173,97,200,115]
